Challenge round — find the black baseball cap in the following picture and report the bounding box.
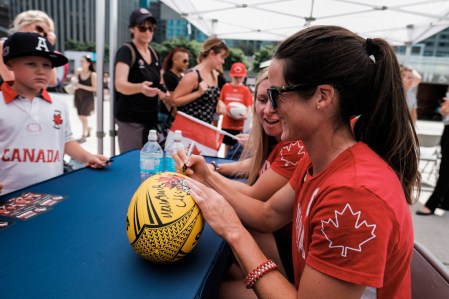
[2,32,68,68]
[129,8,156,27]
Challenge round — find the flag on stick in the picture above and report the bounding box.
[166,112,235,156]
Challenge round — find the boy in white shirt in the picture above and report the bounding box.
[0,32,109,195]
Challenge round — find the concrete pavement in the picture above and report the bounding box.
[55,92,449,270]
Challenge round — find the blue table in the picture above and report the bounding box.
[0,150,232,298]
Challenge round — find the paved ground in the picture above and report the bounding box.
[56,92,449,269]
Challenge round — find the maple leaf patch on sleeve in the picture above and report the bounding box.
[280,141,305,166]
[321,203,376,257]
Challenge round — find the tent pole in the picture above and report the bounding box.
[109,0,118,156]
[95,0,105,154]
[405,42,412,65]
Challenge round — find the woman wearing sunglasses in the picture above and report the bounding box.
[180,25,420,298]
[114,8,168,153]
[0,10,58,85]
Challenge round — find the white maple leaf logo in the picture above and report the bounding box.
[321,203,376,257]
[279,141,305,166]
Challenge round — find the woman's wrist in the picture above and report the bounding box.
[209,161,220,173]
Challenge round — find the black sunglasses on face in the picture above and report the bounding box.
[35,25,48,37]
[137,24,155,33]
[267,83,314,109]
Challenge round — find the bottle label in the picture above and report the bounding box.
[141,158,162,172]
[164,156,177,172]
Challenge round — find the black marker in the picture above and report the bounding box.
[182,141,195,172]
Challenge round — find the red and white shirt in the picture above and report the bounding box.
[259,141,305,178]
[219,83,253,131]
[290,142,413,298]
[0,82,74,195]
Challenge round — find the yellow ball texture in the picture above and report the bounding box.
[126,172,204,262]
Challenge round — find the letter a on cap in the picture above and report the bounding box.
[35,37,49,52]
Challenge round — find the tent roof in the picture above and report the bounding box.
[161,0,449,45]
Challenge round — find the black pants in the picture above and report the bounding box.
[424,124,449,211]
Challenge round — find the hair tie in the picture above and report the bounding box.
[366,38,375,56]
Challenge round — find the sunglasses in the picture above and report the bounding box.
[267,83,314,109]
[137,24,155,33]
[35,25,48,37]
[182,59,189,64]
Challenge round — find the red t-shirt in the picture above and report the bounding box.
[289,142,413,298]
[219,83,253,130]
[260,141,306,178]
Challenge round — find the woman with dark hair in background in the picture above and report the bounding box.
[159,47,189,125]
[72,55,96,143]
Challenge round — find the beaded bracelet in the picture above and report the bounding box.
[243,259,278,289]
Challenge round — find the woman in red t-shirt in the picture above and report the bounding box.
[177,25,420,299]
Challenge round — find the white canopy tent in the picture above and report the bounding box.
[161,0,449,47]
[97,0,449,155]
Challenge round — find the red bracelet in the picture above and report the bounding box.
[243,259,278,289]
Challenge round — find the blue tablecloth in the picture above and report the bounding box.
[0,150,232,298]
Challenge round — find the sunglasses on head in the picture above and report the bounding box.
[267,83,314,109]
[35,25,48,37]
[137,24,155,33]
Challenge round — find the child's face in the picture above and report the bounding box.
[231,76,244,85]
[7,56,53,90]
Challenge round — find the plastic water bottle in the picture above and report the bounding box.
[140,130,163,181]
[164,130,185,172]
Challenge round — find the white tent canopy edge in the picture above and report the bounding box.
[160,0,449,46]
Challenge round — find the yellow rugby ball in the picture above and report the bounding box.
[126,172,204,262]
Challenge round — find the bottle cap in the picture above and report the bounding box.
[174,130,182,140]
[148,129,157,141]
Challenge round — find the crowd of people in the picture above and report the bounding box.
[0,6,446,299]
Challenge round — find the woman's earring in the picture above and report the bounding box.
[316,105,321,110]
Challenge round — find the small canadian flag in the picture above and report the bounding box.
[165,112,229,157]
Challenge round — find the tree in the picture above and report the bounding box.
[223,47,247,71]
[65,39,109,62]
[153,37,247,72]
[252,44,277,71]
[152,37,201,69]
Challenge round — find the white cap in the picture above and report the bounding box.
[148,129,157,141]
[174,130,182,141]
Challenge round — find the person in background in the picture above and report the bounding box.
[0,10,58,86]
[170,37,228,124]
[179,25,419,298]
[114,8,168,153]
[219,62,253,157]
[416,91,449,215]
[160,47,189,125]
[400,64,422,124]
[0,32,109,195]
[71,55,96,143]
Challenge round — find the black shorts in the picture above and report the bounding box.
[222,129,241,146]
[274,229,294,283]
